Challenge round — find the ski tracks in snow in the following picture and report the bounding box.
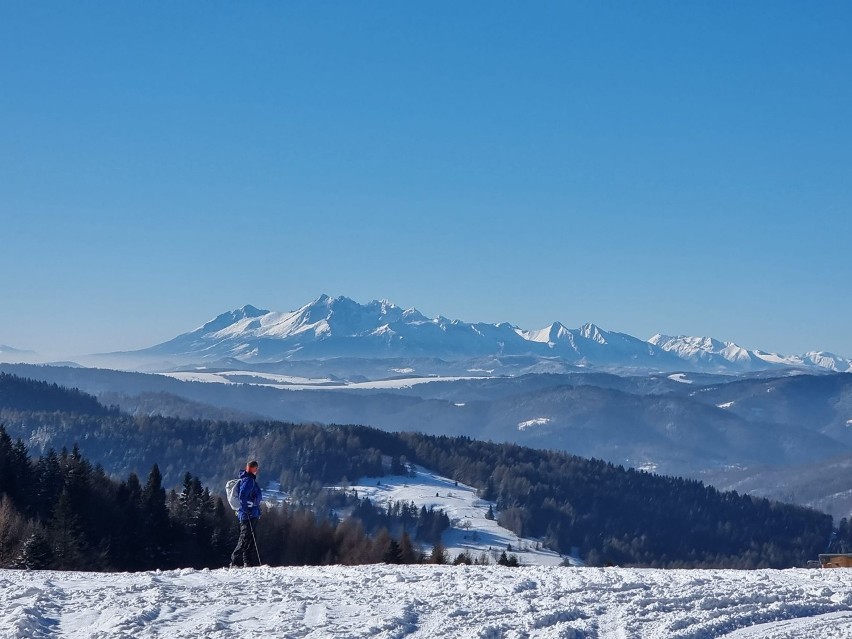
[1,566,852,638]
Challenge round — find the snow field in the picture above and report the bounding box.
[2,566,852,638]
[349,467,568,566]
[518,418,552,431]
[160,370,477,390]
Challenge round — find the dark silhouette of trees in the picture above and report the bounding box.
[0,429,440,571]
[0,494,29,565]
[0,373,110,415]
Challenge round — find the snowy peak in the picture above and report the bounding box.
[290,295,414,332]
[650,334,727,353]
[517,322,665,365]
[323,296,409,334]
[800,351,852,373]
[579,323,607,345]
[197,305,270,334]
[650,333,771,369]
[649,334,852,373]
[520,322,575,347]
[402,307,427,322]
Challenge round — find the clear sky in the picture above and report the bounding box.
[2,2,851,358]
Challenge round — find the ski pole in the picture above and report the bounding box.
[247,516,262,566]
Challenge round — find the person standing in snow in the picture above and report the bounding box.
[230,460,263,567]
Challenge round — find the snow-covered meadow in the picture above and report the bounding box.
[348,466,569,566]
[160,370,478,391]
[2,565,852,638]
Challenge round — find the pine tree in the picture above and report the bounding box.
[173,471,212,567]
[0,430,30,511]
[0,494,29,567]
[0,427,29,511]
[50,487,85,570]
[390,456,406,475]
[0,425,15,496]
[398,530,417,564]
[141,464,172,568]
[110,474,145,571]
[210,497,237,566]
[16,525,53,569]
[372,527,393,563]
[429,541,447,565]
[34,449,63,521]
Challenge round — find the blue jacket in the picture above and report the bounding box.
[237,469,262,522]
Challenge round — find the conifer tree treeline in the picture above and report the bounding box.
[0,373,109,415]
[0,426,437,571]
[0,373,837,568]
[378,430,833,568]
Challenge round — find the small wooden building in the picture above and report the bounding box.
[819,554,852,568]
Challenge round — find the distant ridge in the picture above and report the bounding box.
[0,344,40,364]
[119,294,850,374]
[0,344,34,354]
[649,334,852,373]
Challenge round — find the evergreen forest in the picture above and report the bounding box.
[0,373,844,570]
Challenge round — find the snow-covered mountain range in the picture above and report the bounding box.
[649,334,852,373]
[127,295,851,374]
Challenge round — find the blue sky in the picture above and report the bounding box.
[2,2,851,357]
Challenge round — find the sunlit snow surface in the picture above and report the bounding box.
[2,566,852,638]
[349,467,567,566]
[160,371,477,390]
[518,417,552,431]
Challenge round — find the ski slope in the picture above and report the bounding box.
[2,565,852,638]
[348,466,570,566]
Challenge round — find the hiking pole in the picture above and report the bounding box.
[247,516,262,566]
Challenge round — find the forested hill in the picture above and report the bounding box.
[0,373,109,415]
[0,374,836,568]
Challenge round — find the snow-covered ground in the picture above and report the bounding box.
[518,417,551,431]
[160,370,478,390]
[348,466,569,566]
[2,565,852,638]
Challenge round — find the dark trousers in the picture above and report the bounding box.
[231,518,259,567]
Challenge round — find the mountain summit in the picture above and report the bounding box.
[134,295,851,374]
[648,334,852,373]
